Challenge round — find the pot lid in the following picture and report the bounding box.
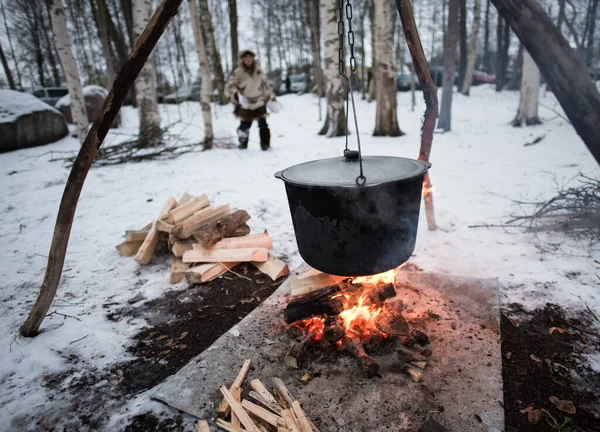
[276,155,429,187]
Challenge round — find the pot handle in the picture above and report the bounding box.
[425,161,432,169]
[274,170,283,179]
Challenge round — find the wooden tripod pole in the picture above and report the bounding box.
[20,0,184,337]
[395,0,438,231]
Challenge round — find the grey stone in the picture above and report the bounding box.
[56,85,120,127]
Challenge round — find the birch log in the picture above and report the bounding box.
[373,0,403,136]
[318,0,346,137]
[512,48,541,126]
[48,0,88,145]
[188,0,214,148]
[133,0,161,146]
[198,0,226,105]
[461,0,481,95]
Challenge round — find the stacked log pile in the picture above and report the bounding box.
[116,193,289,284]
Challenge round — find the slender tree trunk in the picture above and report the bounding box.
[228,0,238,70]
[437,0,459,131]
[360,0,366,100]
[586,0,599,67]
[442,0,447,47]
[495,14,504,90]
[483,0,491,73]
[94,0,116,86]
[20,0,184,338]
[505,42,523,90]
[188,0,213,149]
[309,0,325,98]
[121,0,135,46]
[319,0,345,137]
[133,0,161,145]
[557,0,565,32]
[1,1,22,89]
[0,42,16,89]
[48,0,88,144]
[461,0,481,95]
[492,0,600,163]
[512,48,541,126]
[373,0,403,136]
[198,0,226,104]
[457,0,468,92]
[41,1,62,87]
[368,0,376,101]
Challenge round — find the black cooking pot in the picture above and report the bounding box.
[275,152,431,276]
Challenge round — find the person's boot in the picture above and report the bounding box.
[259,128,270,151]
[237,127,249,149]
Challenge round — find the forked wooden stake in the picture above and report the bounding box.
[20,0,185,337]
[395,0,438,231]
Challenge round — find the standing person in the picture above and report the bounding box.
[225,49,276,150]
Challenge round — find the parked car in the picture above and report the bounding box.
[428,66,459,86]
[31,87,69,106]
[472,70,495,85]
[396,73,417,91]
[279,74,307,94]
[164,86,201,103]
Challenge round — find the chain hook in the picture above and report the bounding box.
[338,0,365,186]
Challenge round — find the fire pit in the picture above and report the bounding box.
[154,266,504,431]
[282,267,432,379]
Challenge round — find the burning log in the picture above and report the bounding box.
[323,316,345,342]
[284,331,317,369]
[410,329,429,345]
[192,210,251,247]
[284,281,396,324]
[342,337,380,378]
[374,303,409,337]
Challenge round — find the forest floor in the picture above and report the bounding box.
[0,86,599,431]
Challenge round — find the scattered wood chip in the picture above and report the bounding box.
[549,396,576,414]
[194,419,210,432]
[299,372,312,384]
[549,326,576,335]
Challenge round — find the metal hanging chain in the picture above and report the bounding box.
[338,0,366,186]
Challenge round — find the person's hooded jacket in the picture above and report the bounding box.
[225,50,275,121]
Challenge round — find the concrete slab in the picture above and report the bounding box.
[153,269,504,431]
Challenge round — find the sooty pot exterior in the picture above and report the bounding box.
[281,175,424,276]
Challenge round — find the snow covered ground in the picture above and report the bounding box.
[0,86,598,429]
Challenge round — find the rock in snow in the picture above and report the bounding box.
[56,85,120,128]
[0,89,68,153]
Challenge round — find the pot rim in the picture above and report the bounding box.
[275,156,431,189]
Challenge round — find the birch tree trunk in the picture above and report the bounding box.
[228,0,238,72]
[373,0,403,136]
[512,48,541,126]
[198,0,226,105]
[437,0,459,131]
[309,0,325,98]
[133,0,161,145]
[48,0,88,145]
[461,0,481,95]
[188,0,213,149]
[318,0,345,137]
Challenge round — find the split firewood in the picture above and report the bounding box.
[241,399,286,428]
[219,386,260,432]
[185,262,241,284]
[174,204,230,239]
[248,391,283,415]
[404,365,423,382]
[156,219,175,233]
[125,230,149,242]
[163,194,210,224]
[177,192,193,206]
[285,331,317,369]
[374,303,409,337]
[169,256,190,284]
[172,239,196,257]
[204,232,272,250]
[194,420,210,432]
[281,409,301,432]
[409,361,427,370]
[290,273,347,298]
[216,359,252,419]
[215,419,247,432]
[116,240,143,257]
[291,401,313,432]
[271,377,296,408]
[193,210,251,248]
[250,379,282,413]
[342,337,380,378]
[299,372,312,384]
[231,387,242,428]
[135,197,177,265]
[252,253,290,281]
[183,248,268,264]
[231,224,251,237]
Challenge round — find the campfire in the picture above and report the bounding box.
[283,266,431,380]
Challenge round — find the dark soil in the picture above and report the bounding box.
[40,262,285,432]
[501,303,600,432]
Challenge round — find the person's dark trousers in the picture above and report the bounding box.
[237,118,270,150]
